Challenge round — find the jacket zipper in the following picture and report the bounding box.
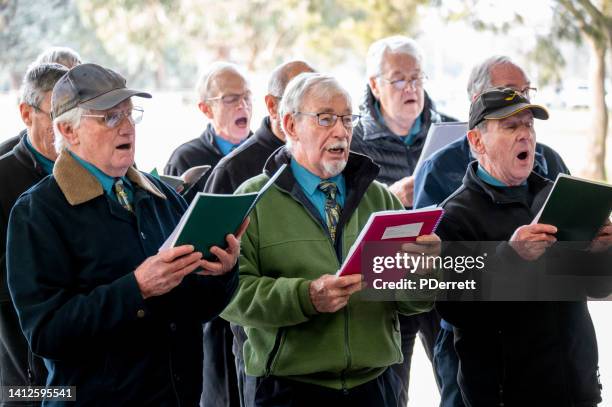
[279,186,352,390]
[340,305,352,395]
[264,328,284,377]
[27,349,34,385]
[336,229,352,395]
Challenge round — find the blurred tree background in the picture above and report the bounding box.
[1,0,429,88]
[453,0,612,181]
[1,0,610,180]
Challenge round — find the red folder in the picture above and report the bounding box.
[337,208,444,276]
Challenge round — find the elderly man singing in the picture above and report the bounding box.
[436,87,612,407]
[221,72,439,407]
[7,63,245,406]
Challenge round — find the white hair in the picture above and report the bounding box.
[279,72,351,139]
[196,61,246,101]
[19,63,68,107]
[366,36,424,79]
[467,56,527,101]
[53,107,86,154]
[34,46,82,69]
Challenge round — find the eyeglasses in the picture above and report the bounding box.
[31,105,51,119]
[81,107,144,128]
[519,86,537,100]
[379,74,427,91]
[207,92,252,106]
[295,112,361,128]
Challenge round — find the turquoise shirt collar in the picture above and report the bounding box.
[477,164,527,187]
[214,134,243,156]
[290,159,346,200]
[69,151,132,195]
[400,115,422,146]
[24,135,54,175]
[374,100,422,146]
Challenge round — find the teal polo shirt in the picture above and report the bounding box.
[214,134,244,156]
[477,164,527,187]
[25,135,54,175]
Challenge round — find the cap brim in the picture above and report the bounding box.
[79,88,152,111]
[484,102,549,122]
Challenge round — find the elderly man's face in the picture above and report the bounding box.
[68,99,136,177]
[473,110,536,186]
[287,91,352,179]
[371,52,424,130]
[20,92,57,160]
[201,70,252,144]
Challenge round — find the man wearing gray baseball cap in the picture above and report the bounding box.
[6,63,248,405]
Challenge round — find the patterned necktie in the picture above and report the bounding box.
[318,181,341,241]
[114,178,133,213]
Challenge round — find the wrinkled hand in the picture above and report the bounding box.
[401,233,442,275]
[309,274,364,313]
[589,219,612,253]
[388,176,415,207]
[509,223,557,261]
[135,245,204,299]
[197,217,250,276]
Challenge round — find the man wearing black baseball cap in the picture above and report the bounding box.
[468,86,549,130]
[467,87,549,188]
[6,63,247,405]
[434,87,611,406]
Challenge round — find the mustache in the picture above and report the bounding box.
[326,140,348,150]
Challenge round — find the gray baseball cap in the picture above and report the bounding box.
[51,63,151,119]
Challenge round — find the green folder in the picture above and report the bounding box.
[161,164,286,259]
[150,165,211,196]
[534,174,612,242]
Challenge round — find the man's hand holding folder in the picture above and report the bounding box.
[137,217,250,299]
[309,274,364,313]
[401,233,442,275]
[199,217,250,275]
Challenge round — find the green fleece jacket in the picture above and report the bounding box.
[221,148,433,390]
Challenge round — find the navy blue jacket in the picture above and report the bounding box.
[204,117,283,194]
[0,131,48,399]
[0,133,21,156]
[7,150,238,406]
[435,162,603,406]
[413,136,570,208]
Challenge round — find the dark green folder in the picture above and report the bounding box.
[535,174,612,242]
[162,164,286,259]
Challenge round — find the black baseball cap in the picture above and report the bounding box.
[469,87,549,130]
[51,63,151,119]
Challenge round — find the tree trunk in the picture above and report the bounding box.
[583,37,608,180]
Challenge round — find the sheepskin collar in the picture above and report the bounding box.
[53,149,166,205]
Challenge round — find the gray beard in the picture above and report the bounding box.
[322,159,347,177]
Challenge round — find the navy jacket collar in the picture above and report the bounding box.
[253,116,284,151]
